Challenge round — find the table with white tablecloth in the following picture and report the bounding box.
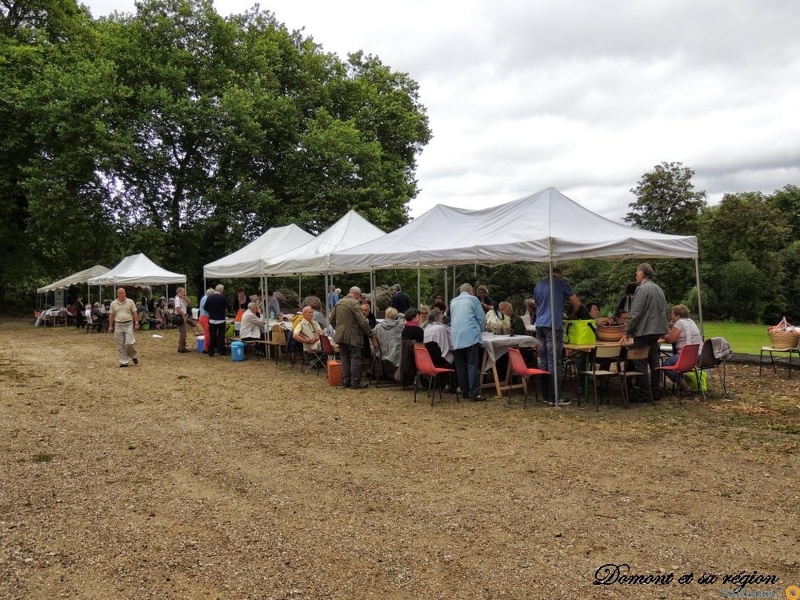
[480,332,538,399]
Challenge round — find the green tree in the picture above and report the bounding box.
[699,192,791,321]
[625,161,706,235]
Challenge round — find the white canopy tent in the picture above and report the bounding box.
[330,187,697,270]
[37,265,110,294]
[262,211,386,307]
[203,224,314,280]
[330,187,700,404]
[263,210,386,276]
[88,253,186,287]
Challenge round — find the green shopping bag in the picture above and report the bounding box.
[563,319,597,345]
[684,370,708,392]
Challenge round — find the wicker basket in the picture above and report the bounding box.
[596,324,626,342]
[768,329,800,349]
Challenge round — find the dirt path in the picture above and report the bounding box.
[1,320,798,599]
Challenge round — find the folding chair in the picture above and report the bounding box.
[506,347,548,408]
[320,333,339,361]
[302,347,326,375]
[413,343,458,406]
[578,345,623,410]
[697,338,730,398]
[656,343,702,402]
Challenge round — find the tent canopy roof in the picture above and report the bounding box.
[37,265,109,293]
[263,210,386,276]
[88,254,185,286]
[203,224,314,279]
[330,187,698,271]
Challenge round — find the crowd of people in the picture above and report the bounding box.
[65,267,700,403]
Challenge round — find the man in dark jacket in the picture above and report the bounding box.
[390,284,410,313]
[330,286,378,389]
[205,284,231,357]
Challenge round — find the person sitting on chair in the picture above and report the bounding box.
[423,308,453,367]
[240,302,267,355]
[373,307,403,369]
[294,306,323,352]
[662,304,703,396]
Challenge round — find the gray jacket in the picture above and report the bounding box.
[625,279,668,338]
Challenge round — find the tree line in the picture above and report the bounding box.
[1,0,431,311]
[2,3,797,323]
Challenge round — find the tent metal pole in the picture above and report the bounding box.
[694,257,704,338]
[417,266,421,307]
[548,240,559,407]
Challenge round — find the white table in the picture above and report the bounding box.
[480,332,538,398]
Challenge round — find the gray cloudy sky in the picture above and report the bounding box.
[85,0,800,220]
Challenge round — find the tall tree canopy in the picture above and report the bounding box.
[625,161,706,235]
[1,0,431,307]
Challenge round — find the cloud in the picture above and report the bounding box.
[83,0,800,220]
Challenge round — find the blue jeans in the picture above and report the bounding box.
[536,326,564,402]
[453,343,481,398]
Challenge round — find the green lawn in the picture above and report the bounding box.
[701,321,772,355]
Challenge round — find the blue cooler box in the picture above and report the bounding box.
[196,335,204,353]
[231,340,245,361]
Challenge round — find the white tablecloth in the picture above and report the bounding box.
[480,332,538,364]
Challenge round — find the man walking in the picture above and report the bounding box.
[623,263,668,402]
[449,283,486,400]
[330,286,378,389]
[533,267,581,405]
[205,284,231,357]
[108,288,139,367]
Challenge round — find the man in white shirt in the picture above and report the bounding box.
[108,288,139,367]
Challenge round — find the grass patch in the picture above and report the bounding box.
[702,321,771,355]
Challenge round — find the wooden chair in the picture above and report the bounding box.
[578,345,623,410]
[655,343,702,402]
[619,346,652,407]
[413,343,458,406]
[506,347,549,408]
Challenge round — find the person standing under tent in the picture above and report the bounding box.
[449,283,486,401]
[390,284,410,313]
[266,288,281,320]
[622,263,668,403]
[205,284,231,357]
[198,288,213,354]
[174,287,191,353]
[330,286,378,389]
[533,267,581,405]
[108,288,139,367]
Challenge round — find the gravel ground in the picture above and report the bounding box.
[1,319,798,599]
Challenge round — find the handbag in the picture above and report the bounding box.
[563,319,597,345]
[172,313,185,326]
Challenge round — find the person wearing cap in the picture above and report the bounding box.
[330,286,378,389]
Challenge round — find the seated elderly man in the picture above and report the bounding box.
[373,307,403,367]
[240,301,267,355]
[294,306,323,352]
[485,301,512,334]
[423,307,453,366]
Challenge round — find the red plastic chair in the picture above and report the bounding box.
[656,343,702,402]
[413,343,458,406]
[507,347,549,408]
